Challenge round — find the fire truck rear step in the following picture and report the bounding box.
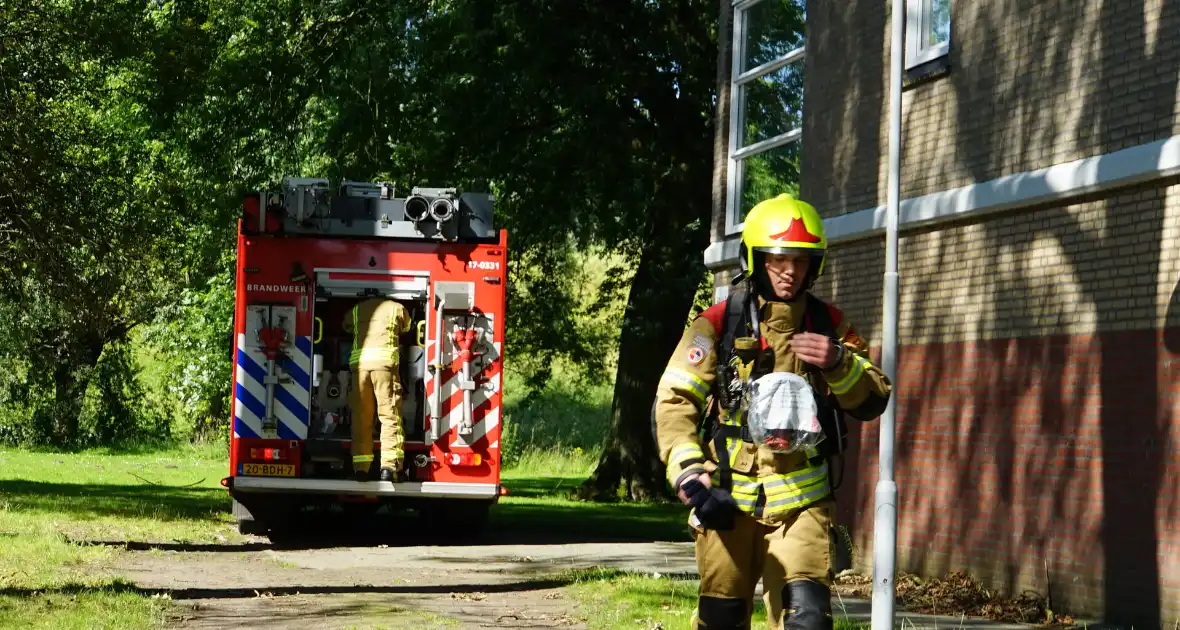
[232,476,499,499]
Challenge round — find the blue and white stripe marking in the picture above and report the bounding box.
[233,333,313,440]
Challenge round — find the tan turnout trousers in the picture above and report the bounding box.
[344,298,410,474]
[690,497,835,629]
[349,367,405,473]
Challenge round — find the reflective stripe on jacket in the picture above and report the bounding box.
[653,292,892,523]
[345,298,411,369]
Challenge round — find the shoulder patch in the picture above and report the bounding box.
[843,325,866,349]
[685,333,713,365]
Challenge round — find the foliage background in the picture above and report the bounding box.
[0,1,803,482]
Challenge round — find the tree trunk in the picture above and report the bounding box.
[579,187,712,502]
[51,335,106,448]
[52,362,83,447]
[198,393,227,441]
[575,7,718,501]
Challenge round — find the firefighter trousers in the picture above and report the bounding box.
[349,366,404,473]
[690,497,835,630]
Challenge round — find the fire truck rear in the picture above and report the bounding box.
[222,177,507,538]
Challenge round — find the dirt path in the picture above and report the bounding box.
[108,536,699,628]
[93,530,1041,630]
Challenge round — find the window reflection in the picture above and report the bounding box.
[927,0,950,46]
[742,59,804,148]
[742,0,806,73]
[737,141,801,222]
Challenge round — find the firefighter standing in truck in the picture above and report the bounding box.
[653,194,892,629]
[343,297,411,482]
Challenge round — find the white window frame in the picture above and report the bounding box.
[905,0,951,69]
[724,0,806,236]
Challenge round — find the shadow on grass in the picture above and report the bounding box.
[78,496,693,550]
[5,474,691,550]
[0,479,228,522]
[0,573,621,601]
[77,540,273,553]
[491,476,689,543]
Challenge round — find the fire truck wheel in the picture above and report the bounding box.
[232,499,268,535]
[418,499,492,538]
[237,518,269,536]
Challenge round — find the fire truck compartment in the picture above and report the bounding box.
[301,288,428,479]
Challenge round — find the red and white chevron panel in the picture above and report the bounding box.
[423,319,502,449]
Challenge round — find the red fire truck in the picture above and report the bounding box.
[221,177,507,538]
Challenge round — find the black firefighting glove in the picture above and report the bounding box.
[681,477,738,531]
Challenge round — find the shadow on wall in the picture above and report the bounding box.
[803,0,885,218]
[875,0,1180,627]
[1164,277,1180,352]
[803,0,887,544]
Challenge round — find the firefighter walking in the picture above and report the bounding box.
[654,194,893,629]
[343,297,411,482]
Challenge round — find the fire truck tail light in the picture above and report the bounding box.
[250,447,287,461]
[447,453,482,467]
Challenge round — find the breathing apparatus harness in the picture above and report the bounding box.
[702,282,850,496]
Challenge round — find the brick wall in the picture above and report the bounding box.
[817,179,1180,627]
[796,0,1180,626]
[800,0,886,218]
[802,0,1180,217]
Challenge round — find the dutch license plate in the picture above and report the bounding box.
[241,463,295,477]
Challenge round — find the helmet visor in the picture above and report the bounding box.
[754,246,821,257]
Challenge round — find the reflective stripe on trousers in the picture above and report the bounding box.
[349,347,398,365]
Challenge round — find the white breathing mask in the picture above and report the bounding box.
[747,372,826,454]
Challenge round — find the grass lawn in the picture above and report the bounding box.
[0,407,861,630]
[0,442,694,628]
[0,442,872,630]
[0,442,236,629]
[562,568,866,630]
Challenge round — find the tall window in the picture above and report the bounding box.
[725,0,806,235]
[906,0,950,69]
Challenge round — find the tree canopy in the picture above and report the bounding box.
[0,0,806,499]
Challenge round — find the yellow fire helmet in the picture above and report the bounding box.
[739,193,828,281]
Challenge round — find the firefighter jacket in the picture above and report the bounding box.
[654,292,892,524]
[343,298,411,370]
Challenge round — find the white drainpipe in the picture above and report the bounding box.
[872,1,904,629]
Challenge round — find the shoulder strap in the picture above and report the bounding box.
[718,287,749,359]
[801,292,849,490]
[710,287,753,494]
[802,293,837,340]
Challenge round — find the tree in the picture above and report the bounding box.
[0,1,199,446]
[401,1,721,500]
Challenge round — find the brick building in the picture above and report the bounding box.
[704,0,1180,626]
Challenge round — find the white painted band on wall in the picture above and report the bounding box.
[704,133,1180,270]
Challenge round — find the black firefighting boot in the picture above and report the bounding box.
[695,595,749,629]
[379,466,403,482]
[782,579,834,630]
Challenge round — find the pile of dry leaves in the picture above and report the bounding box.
[834,571,1078,627]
